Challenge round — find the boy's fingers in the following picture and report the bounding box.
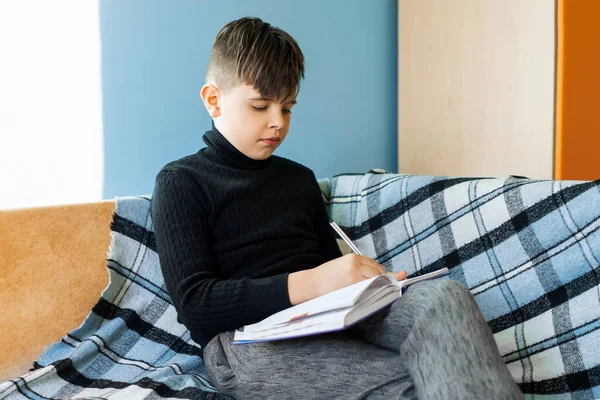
[362,260,386,275]
[395,270,408,281]
[354,255,386,276]
[356,256,384,273]
[360,264,385,278]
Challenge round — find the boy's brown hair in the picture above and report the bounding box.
[206,17,305,101]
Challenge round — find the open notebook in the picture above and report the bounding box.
[233,267,449,344]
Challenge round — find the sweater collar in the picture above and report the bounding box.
[202,122,272,170]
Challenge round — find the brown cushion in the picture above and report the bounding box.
[0,200,114,381]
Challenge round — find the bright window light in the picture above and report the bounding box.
[0,1,103,210]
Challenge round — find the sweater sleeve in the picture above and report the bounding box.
[310,171,343,262]
[151,169,292,347]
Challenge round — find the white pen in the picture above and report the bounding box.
[329,220,364,256]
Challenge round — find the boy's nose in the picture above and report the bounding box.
[268,111,285,129]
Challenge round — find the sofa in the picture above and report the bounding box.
[0,200,114,381]
[1,171,598,399]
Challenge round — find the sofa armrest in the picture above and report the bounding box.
[0,200,115,381]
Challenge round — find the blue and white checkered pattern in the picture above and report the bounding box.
[326,171,600,400]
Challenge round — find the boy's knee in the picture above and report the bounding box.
[410,278,474,306]
[432,278,469,295]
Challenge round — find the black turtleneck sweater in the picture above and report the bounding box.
[150,124,342,348]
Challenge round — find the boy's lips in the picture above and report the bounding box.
[261,138,280,146]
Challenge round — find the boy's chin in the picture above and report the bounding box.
[244,149,274,161]
[252,153,273,160]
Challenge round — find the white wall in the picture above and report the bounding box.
[0,1,103,210]
[398,0,555,179]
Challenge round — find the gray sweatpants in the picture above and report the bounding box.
[203,279,524,400]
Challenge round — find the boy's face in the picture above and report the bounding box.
[202,83,296,160]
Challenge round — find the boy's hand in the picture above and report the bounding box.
[288,254,408,305]
[395,270,408,281]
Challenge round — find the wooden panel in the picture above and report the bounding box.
[398,0,555,179]
[555,0,600,180]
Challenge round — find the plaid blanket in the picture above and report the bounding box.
[0,195,232,400]
[327,171,600,400]
[1,172,598,399]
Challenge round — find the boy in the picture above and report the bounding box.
[151,17,523,399]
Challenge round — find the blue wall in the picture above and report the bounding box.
[100,0,398,198]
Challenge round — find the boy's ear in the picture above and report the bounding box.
[200,83,221,118]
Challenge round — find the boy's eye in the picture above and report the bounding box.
[252,106,292,115]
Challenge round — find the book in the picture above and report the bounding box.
[233,267,450,344]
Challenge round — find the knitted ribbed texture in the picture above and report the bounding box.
[151,123,342,347]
